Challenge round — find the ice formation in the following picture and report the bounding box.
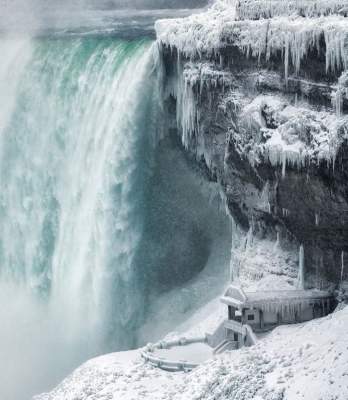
[156,0,348,177]
[333,71,348,116]
[297,245,305,290]
[231,94,348,174]
[237,0,348,20]
[156,4,348,82]
[166,60,234,151]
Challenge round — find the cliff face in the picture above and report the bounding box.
[155,0,348,288]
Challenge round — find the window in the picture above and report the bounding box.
[247,314,255,321]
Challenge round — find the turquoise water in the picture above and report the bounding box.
[0,36,158,399]
[0,31,232,400]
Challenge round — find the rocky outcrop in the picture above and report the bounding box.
[155,0,348,288]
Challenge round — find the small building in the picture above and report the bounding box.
[219,285,335,349]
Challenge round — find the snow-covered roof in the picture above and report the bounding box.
[221,285,333,309]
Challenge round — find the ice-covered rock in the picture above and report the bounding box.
[156,0,348,287]
[237,0,348,20]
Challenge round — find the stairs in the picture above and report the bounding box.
[213,340,238,355]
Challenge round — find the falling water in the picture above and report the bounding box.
[0,36,159,399]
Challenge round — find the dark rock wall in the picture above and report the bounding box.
[158,42,348,289]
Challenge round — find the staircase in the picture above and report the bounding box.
[213,340,238,355]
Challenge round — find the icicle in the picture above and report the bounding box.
[219,54,224,68]
[284,33,290,86]
[282,208,290,217]
[245,217,254,249]
[315,213,320,226]
[297,244,305,290]
[332,88,343,117]
[341,251,345,284]
[315,253,320,289]
[229,228,234,283]
[230,218,242,283]
[274,231,280,250]
[282,152,287,178]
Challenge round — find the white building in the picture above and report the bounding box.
[208,285,335,352]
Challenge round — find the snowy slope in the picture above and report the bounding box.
[34,305,348,400]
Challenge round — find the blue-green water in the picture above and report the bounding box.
[0,36,158,399]
[0,30,231,400]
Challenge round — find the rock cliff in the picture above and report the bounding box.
[155,0,348,288]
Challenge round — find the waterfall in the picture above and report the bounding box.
[0,36,158,399]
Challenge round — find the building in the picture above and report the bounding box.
[212,285,335,350]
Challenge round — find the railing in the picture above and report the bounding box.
[224,319,244,334]
[243,324,258,346]
[213,340,238,355]
[224,319,258,347]
[141,335,207,372]
[141,322,258,372]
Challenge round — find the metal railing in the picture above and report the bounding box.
[141,335,207,372]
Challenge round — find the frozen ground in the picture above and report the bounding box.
[34,304,348,400]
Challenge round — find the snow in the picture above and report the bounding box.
[33,350,185,400]
[153,342,213,365]
[34,305,348,400]
[155,1,237,58]
[180,307,348,400]
[236,94,348,173]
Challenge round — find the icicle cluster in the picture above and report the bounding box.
[236,0,348,20]
[236,17,348,82]
[156,5,347,81]
[167,60,234,150]
[250,297,330,320]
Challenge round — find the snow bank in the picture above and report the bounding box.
[175,306,348,400]
[34,305,348,400]
[33,350,185,400]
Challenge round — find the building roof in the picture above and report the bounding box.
[221,285,333,310]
